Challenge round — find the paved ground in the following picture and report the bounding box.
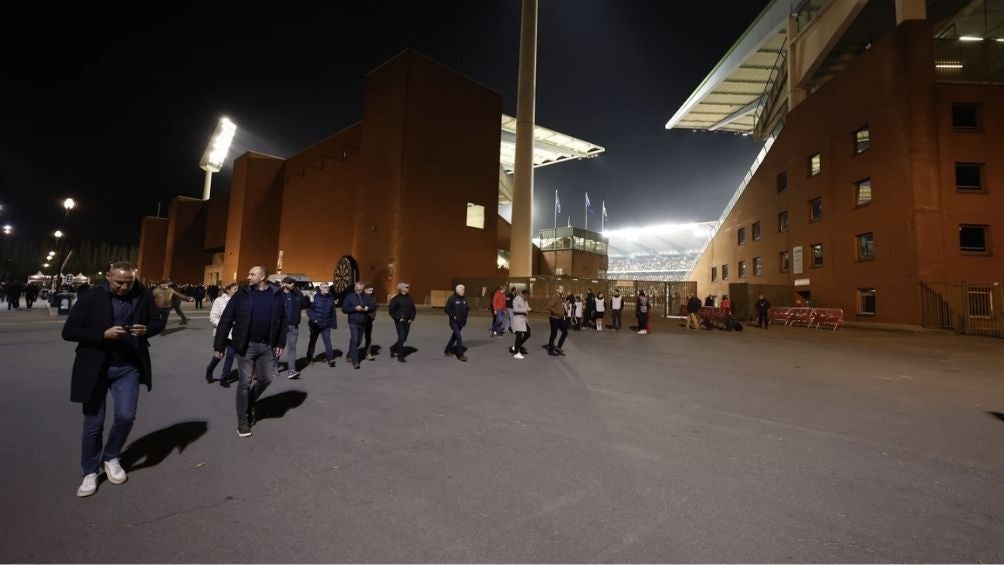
[1,303,1002,563]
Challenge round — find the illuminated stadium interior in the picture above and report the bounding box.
[603,222,715,281]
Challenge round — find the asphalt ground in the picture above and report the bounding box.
[1,303,1002,563]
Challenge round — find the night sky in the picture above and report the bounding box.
[1,1,770,246]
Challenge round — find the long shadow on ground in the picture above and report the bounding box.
[120,420,209,473]
[255,390,308,423]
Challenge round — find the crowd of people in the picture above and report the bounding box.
[607,253,698,281]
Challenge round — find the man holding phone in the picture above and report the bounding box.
[62,261,166,498]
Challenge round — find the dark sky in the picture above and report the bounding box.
[1,0,770,245]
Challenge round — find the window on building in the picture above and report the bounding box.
[777,171,788,193]
[808,153,822,177]
[959,224,988,253]
[856,179,873,206]
[968,290,992,318]
[952,103,980,131]
[858,288,876,315]
[780,251,790,273]
[737,227,746,246]
[955,163,984,192]
[752,221,761,241]
[753,256,763,276]
[855,127,870,154]
[811,243,823,268]
[465,203,485,229]
[809,197,822,222]
[738,260,747,278]
[722,264,730,280]
[711,266,717,282]
[778,210,789,233]
[857,232,875,261]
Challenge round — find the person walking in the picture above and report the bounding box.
[305,282,338,367]
[213,266,287,438]
[594,291,606,331]
[686,293,703,330]
[490,287,506,337]
[545,285,568,356]
[361,284,379,361]
[192,285,206,310]
[279,276,308,379]
[636,291,650,335]
[756,294,772,329]
[341,282,375,369]
[505,287,516,334]
[444,284,469,361]
[509,289,532,359]
[388,282,416,363]
[62,261,165,497]
[610,290,623,331]
[206,282,238,385]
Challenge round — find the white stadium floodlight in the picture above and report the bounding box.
[199,117,237,200]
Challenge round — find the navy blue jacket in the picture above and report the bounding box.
[341,291,376,325]
[388,293,416,322]
[444,293,469,326]
[308,292,338,329]
[62,282,165,403]
[215,284,288,356]
[282,289,308,326]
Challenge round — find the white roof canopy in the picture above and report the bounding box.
[499,114,605,174]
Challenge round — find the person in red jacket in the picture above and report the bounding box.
[490,287,506,337]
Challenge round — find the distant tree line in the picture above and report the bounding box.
[0,238,138,282]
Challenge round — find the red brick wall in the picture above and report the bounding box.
[221,152,284,284]
[204,191,230,250]
[163,197,208,284]
[137,217,168,283]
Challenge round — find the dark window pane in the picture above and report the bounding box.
[777,172,788,193]
[857,233,874,261]
[855,128,870,154]
[811,243,823,267]
[754,257,763,276]
[738,227,746,245]
[778,211,789,232]
[952,103,979,130]
[753,222,761,240]
[959,225,987,252]
[810,198,822,222]
[859,289,876,314]
[955,163,982,190]
[722,264,729,280]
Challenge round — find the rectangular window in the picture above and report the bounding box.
[811,243,823,268]
[711,266,717,282]
[857,232,875,261]
[855,127,870,154]
[955,163,983,191]
[809,197,822,222]
[778,210,789,233]
[808,153,821,177]
[777,171,788,193]
[858,288,876,315]
[753,256,763,276]
[952,103,980,131]
[738,260,747,278]
[780,251,790,273]
[968,290,992,318]
[722,264,730,280]
[959,224,988,253]
[737,227,746,246]
[465,203,485,229]
[752,221,761,241]
[856,179,872,206]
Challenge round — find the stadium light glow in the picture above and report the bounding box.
[2,224,12,235]
[199,117,237,200]
[958,35,983,41]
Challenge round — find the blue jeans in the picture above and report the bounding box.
[285,324,299,372]
[491,311,505,335]
[445,320,465,356]
[307,323,333,361]
[81,364,140,476]
[347,323,365,364]
[236,342,275,427]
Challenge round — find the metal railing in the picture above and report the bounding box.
[920,281,1003,337]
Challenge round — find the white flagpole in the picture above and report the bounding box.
[601,200,605,232]
[554,189,558,230]
[584,193,588,231]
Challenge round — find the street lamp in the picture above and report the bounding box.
[2,224,11,235]
[54,230,63,239]
[199,117,237,200]
[63,197,75,220]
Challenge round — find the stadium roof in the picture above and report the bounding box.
[499,114,606,174]
[605,222,715,257]
[664,0,789,135]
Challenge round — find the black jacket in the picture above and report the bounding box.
[307,292,338,329]
[62,283,165,403]
[214,284,288,356]
[341,291,377,324]
[388,293,416,322]
[756,298,771,313]
[444,293,468,326]
[687,297,702,314]
[281,289,308,326]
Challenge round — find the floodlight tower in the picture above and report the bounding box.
[199,117,237,201]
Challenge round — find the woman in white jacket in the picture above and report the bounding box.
[205,283,238,385]
[509,289,532,359]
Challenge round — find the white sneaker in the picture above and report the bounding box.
[636,329,647,334]
[103,458,128,485]
[513,352,525,359]
[77,473,98,497]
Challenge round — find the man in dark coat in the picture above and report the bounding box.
[305,282,338,368]
[62,261,165,497]
[444,284,469,361]
[341,282,376,369]
[214,266,288,438]
[388,282,416,363]
[755,294,772,329]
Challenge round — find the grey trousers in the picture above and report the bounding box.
[236,342,275,427]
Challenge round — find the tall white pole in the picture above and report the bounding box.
[508,0,538,277]
[202,169,213,201]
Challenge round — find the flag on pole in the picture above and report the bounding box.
[602,201,608,220]
[555,190,561,214]
[585,193,594,215]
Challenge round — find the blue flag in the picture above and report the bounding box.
[585,192,594,215]
[555,190,561,214]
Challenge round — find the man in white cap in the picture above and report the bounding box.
[388,282,416,363]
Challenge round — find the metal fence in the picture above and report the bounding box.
[921,281,1003,338]
[453,275,696,318]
